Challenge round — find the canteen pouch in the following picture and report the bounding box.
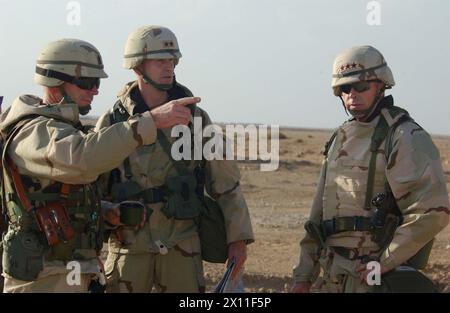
[2,229,44,281]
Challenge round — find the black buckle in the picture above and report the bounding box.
[332,217,337,232]
[321,219,335,238]
[353,216,361,231]
[143,188,165,203]
[43,68,51,77]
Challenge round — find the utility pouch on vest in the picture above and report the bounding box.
[34,202,75,246]
[199,195,228,263]
[161,174,203,220]
[2,229,44,281]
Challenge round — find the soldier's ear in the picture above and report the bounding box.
[133,66,144,77]
[45,85,64,100]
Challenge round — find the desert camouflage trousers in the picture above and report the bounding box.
[104,246,205,293]
[2,273,92,293]
[2,258,105,293]
[314,247,378,293]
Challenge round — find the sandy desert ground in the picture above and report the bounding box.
[202,127,450,293]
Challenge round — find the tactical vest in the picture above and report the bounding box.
[106,82,202,213]
[319,105,433,269]
[1,115,103,281]
[107,82,228,263]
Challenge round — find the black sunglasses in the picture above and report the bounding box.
[340,81,371,94]
[72,77,100,90]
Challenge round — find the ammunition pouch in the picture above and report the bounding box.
[10,186,103,262]
[198,195,228,263]
[161,174,203,220]
[372,266,439,293]
[34,202,75,246]
[2,228,44,281]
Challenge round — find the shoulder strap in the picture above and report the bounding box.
[364,109,414,210]
[1,116,41,214]
[321,126,341,191]
[384,114,417,164]
[363,115,389,210]
[159,82,202,177]
[109,100,130,124]
[108,100,133,180]
[319,129,339,206]
[382,113,416,223]
[157,130,192,176]
[323,129,339,158]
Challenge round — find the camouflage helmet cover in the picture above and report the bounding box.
[34,38,108,87]
[123,25,182,69]
[332,45,395,96]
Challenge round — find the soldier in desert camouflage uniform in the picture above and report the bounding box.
[96,25,254,293]
[291,45,449,293]
[0,38,198,292]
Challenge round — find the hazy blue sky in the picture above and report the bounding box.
[1,0,449,134]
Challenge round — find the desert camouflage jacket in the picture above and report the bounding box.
[0,94,156,278]
[294,96,449,283]
[95,81,254,255]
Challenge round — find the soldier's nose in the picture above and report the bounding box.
[90,86,99,95]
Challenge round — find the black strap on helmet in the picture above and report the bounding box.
[35,66,78,83]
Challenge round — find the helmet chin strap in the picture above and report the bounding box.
[58,85,91,115]
[142,73,173,91]
[141,72,173,91]
[339,96,349,116]
[58,86,73,104]
[344,86,385,121]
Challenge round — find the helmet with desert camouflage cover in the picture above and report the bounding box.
[34,38,108,87]
[123,25,182,69]
[123,25,181,91]
[332,45,395,96]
